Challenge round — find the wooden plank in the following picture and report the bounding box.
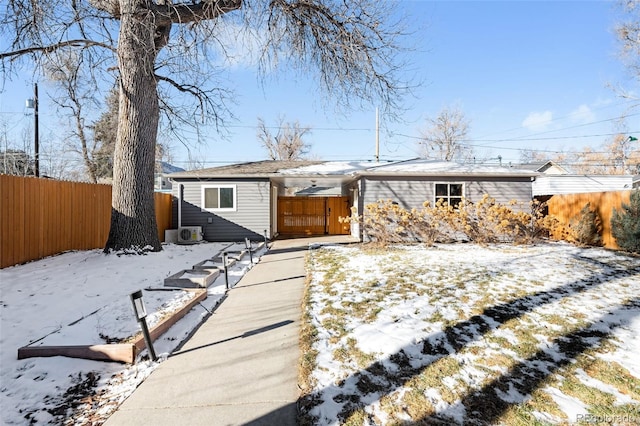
[24,177,42,262]
[154,193,173,243]
[59,180,73,251]
[96,183,112,248]
[133,289,208,354]
[17,344,135,364]
[0,175,23,267]
[16,289,207,364]
[1,176,13,266]
[43,179,60,257]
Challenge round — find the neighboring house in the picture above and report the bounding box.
[517,160,570,175]
[533,174,634,196]
[168,159,538,242]
[633,175,640,189]
[514,160,634,196]
[154,161,185,192]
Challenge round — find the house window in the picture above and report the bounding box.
[435,183,463,207]
[202,185,236,211]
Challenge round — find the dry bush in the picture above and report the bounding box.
[341,196,559,247]
[340,200,444,246]
[568,203,603,247]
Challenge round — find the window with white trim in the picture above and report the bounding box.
[435,183,463,207]
[202,185,236,211]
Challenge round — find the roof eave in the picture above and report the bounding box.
[358,171,539,178]
[168,172,274,179]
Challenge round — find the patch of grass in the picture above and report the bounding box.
[583,359,640,401]
[298,263,321,425]
[428,311,445,323]
[377,393,408,424]
[510,330,544,359]
[341,406,367,426]
[408,356,462,404]
[524,388,567,422]
[484,334,511,349]
[482,351,518,371]
[561,376,616,407]
[497,402,555,426]
[346,338,376,369]
[321,316,347,344]
[332,344,350,362]
[341,300,370,319]
[401,388,436,420]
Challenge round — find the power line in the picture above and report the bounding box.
[472,99,639,141]
[488,113,640,143]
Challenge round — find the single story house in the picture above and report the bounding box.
[532,174,634,196]
[168,159,538,242]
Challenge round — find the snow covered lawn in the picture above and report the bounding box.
[0,241,264,425]
[300,242,640,425]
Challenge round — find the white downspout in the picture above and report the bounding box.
[178,183,183,228]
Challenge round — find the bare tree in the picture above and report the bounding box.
[2,0,409,252]
[519,149,549,165]
[257,116,311,160]
[0,149,35,176]
[0,123,37,176]
[615,0,640,98]
[418,106,472,162]
[571,133,640,175]
[46,51,103,183]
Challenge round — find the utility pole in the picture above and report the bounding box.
[34,83,39,177]
[375,107,379,163]
[26,83,40,177]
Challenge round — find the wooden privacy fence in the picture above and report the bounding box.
[546,190,632,249]
[0,175,173,268]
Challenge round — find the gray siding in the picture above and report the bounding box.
[361,176,533,211]
[172,178,271,242]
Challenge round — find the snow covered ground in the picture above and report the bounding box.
[2,239,639,426]
[302,242,640,425]
[0,241,265,425]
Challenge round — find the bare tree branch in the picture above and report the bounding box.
[0,39,116,60]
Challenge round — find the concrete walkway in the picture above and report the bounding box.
[105,236,355,426]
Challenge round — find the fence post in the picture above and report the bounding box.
[222,251,229,289]
[245,237,253,264]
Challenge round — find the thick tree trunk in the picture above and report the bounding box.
[104,4,161,252]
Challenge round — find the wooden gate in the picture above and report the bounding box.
[277,196,350,236]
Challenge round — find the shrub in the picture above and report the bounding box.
[568,203,602,246]
[611,191,640,254]
[341,196,558,247]
[339,200,447,246]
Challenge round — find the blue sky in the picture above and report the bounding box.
[1,0,638,171]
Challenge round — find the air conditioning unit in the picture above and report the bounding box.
[178,226,203,244]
